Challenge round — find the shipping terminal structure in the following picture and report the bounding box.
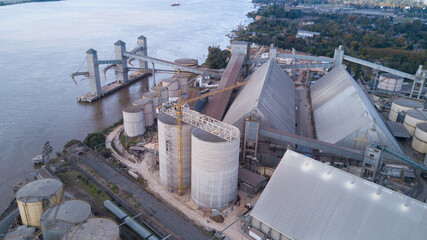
[2,36,427,240]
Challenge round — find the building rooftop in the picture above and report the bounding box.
[310,64,403,154]
[251,150,427,240]
[16,179,62,203]
[393,98,424,109]
[223,59,295,133]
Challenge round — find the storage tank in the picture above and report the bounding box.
[412,122,427,153]
[174,58,197,76]
[133,98,154,127]
[142,91,159,118]
[123,106,145,137]
[158,114,192,190]
[151,86,169,105]
[40,200,92,240]
[161,78,179,98]
[16,179,64,227]
[191,128,239,210]
[388,98,424,122]
[177,76,189,94]
[377,73,404,92]
[403,110,427,136]
[62,218,120,240]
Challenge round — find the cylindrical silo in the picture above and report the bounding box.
[142,91,159,118]
[403,110,427,136]
[62,218,120,240]
[161,78,179,98]
[158,114,192,190]
[191,128,240,210]
[133,98,154,127]
[377,73,404,92]
[123,106,145,137]
[16,179,64,227]
[174,59,198,76]
[177,76,188,94]
[389,98,424,122]
[151,86,169,105]
[412,122,427,153]
[40,200,92,240]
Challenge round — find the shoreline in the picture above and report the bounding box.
[0,0,59,7]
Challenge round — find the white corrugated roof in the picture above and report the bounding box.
[223,59,295,133]
[251,150,427,240]
[311,65,403,153]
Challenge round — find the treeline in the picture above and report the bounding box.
[237,5,427,73]
[253,0,426,8]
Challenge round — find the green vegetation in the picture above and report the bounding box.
[63,139,82,149]
[237,5,427,74]
[109,184,119,194]
[84,132,106,148]
[253,0,426,8]
[134,202,141,208]
[204,46,231,69]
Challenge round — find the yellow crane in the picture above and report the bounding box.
[158,80,251,195]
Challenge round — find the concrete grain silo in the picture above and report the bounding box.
[151,86,169,105]
[191,128,239,210]
[174,74,189,94]
[123,106,145,137]
[16,179,64,228]
[403,110,427,136]
[377,73,404,92]
[133,98,154,127]
[62,218,120,240]
[158,114,192,190]
[142,91,159,118]
[389,98,424,122]
[161,78,179,98]
[40,200,92,240]
[412,122,427,153]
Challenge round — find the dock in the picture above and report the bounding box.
[78,71,151,103]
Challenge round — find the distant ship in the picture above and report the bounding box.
[171,2,180,6]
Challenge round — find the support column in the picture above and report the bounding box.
[152,62,155,85]
[114,40,128,84]
[137,35,148,71]
[269,44,277,62]
[333,45,344,67]
[86,49,102,95]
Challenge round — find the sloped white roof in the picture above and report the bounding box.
[251,150,427,240]
[223,59,295,133]
[311,65,403,153]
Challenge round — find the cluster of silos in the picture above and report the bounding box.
[62,218,120,240]
[161,78,179,98]
[403,110,427,136]
[143,91,159,118]
[377,73,404,92]
[388,98,424,122]
[412,122,427,153]
[158,114,192,190]
[123,106,145,137]
[40,200,92,240]
[16,178,64,228]
[133,98,154,127]
[191,128,239,210]
[151,86,169,105]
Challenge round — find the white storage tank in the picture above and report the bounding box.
[174,74,189,94]
[62,218,120,240]
[123,106,145,137]
[16,179,64,227]
[412,122,427,153]
[158,114,192,190]
[403,110,427,136]
[151,86,169,105]
[388,98,424,122]
[142,91,159,118]
[191,128,239,210]
[377,73,404,92]
[161,78,179,98]
[40,200,92,240]
[133,98,154,127]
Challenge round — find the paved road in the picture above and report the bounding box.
[71,146,208,240]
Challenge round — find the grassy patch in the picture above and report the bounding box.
[109,184,119,194]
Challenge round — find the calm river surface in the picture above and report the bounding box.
[0,0,253,211]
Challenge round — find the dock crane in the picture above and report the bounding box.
[157,80,251,194]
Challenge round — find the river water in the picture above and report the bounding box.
[0,0,253,211]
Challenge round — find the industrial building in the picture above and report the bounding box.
[311,65,403,155]
[223,59,295,134]
[250,150,427,240]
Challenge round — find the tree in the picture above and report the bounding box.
[83,132,106,148]
[42,140,53,161]
[204,46,231,69]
